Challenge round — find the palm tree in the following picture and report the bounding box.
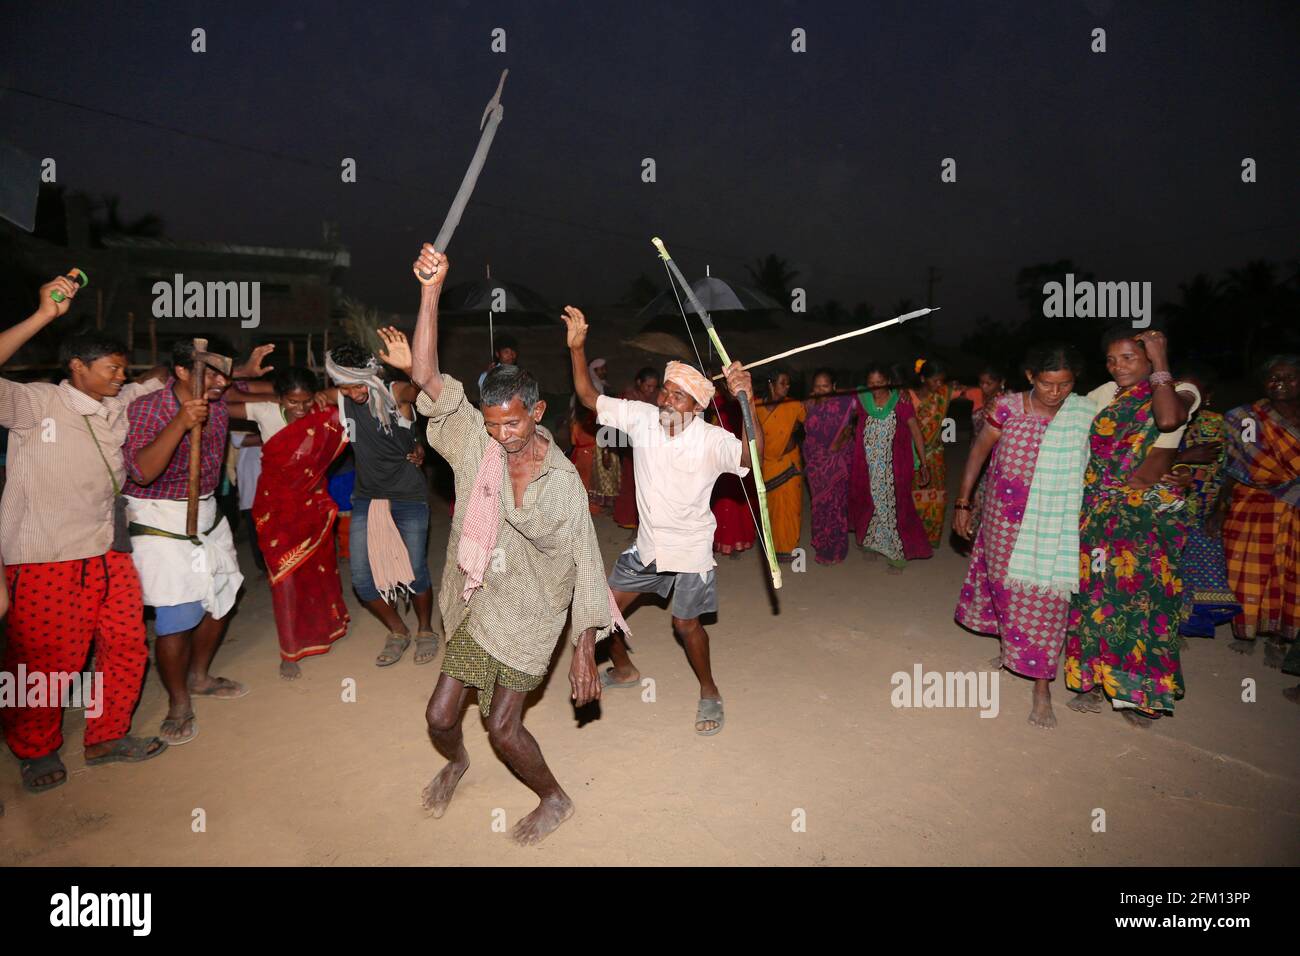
[90,194,165,243]
[746,254,799,304]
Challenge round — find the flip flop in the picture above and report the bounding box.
[20,753,68,794]
[695,697,725,736]
[413,630,441,665]
[376,633,411,667]
[600,668,640,690]
[85,735,168,767]
[189,677,250,700]
[159,713,199,746]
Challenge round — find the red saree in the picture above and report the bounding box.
[254,408,351,661]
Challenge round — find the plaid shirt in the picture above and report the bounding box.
[123,377,229,499]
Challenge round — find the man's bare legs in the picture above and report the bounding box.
[604,590,722,732]
[155,612,238,740]
[484,686,574,844]
[422,674,574,844]
[603,589,642,684]
[673,615,722,732]
[423,673,470,817]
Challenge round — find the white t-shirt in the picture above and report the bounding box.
[244,401,289,443]
[596,395,747,574]
[1086,381,1201,448]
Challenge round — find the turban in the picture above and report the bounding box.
[663,360,715,409]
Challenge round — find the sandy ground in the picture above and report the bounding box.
[2,452,1298,867]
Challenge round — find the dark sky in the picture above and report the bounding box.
[2,0,1296,341]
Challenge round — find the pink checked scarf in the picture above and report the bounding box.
[458,440,630,637]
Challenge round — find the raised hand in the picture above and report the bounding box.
[723,361,753,400]
[236,343,275,379]
[413,244,449,288]
[377,326,413,373]
[561,305,588,350]
[37,275,79,320]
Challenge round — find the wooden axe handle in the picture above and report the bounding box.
[186,340,208,538]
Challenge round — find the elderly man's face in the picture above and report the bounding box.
[657,379,701,432]
[482,395,546,452]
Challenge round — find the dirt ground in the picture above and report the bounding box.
[2,451,1298,867]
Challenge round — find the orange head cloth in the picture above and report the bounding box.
[663,361,716,409]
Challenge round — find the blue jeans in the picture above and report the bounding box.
[349,497,432,602]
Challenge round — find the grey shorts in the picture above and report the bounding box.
[608,547,717,621]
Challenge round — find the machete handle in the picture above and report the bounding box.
[651,237,670,260]
[49,268,89,303]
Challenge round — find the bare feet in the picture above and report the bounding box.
[1263,640,1286,670]
[1121,709,1155,730]
[988,653,1003,669]
[510,792,575,845]
[1066,687,1104,714]
[421,754,469,818]
[1229,639,1256,655]
[279,660,301,681]
[1028,682,1056,729]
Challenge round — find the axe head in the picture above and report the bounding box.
[191,337,234,377]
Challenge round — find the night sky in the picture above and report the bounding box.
[2,0,1296,339]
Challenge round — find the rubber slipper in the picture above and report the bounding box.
[695,697,725,736]
[600,668,640,689]
[159,713,199,746]
[189,677,250,700]
[20,753,68,794]
[85,735,168,767]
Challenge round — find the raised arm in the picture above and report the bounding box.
[1137,331,1192,432]
[562,306,600,413]
[410,244,449,400]
[722,361,763,469]
[0,275,80,367]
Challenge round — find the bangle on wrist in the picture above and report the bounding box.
[1148,370,1174,387]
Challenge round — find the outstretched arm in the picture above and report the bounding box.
[0,275,80,367]
[563,306,600,413]
[410,244,448,400]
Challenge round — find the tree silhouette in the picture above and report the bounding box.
[746,254,799,304]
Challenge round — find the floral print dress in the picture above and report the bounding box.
[1064,381,1188,714]
[954,394,1070,679]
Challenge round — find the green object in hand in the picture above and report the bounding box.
[50,268,89,303]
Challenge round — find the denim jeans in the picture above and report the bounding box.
[349,497,432,601]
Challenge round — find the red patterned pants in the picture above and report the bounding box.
[1,551,148,760]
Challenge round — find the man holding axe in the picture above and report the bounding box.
[123,336,273,745]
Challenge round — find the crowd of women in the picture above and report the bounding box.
[567,333,1300,729]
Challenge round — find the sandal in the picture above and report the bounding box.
[376,632,411,667]
[695,697,725,736]
[600,667,640,690]
[85,735,168,767]
[189,677,250,700]
[159,712,199,746]
[413,630,441,665]
[20,753,68,793]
